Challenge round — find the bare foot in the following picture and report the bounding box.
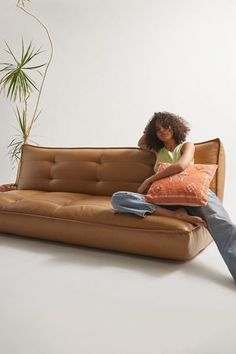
[152,206,207,227]
[174,208,207,227]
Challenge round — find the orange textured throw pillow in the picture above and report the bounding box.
[144,163,218,206]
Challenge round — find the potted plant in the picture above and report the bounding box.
[0,0,53,191]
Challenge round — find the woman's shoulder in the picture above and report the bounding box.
[180,141,195,157]
[180,141,194,149]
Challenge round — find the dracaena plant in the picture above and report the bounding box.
[0,0,53,166]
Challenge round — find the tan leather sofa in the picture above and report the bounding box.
[0,138,225,261]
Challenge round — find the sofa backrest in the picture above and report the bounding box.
[17,138,225,201]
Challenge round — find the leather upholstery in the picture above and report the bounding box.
[0,138,225,260]
[17,138,225,200]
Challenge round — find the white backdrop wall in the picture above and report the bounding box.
[1,0,236,217]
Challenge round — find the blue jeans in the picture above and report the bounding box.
[111,190,236,282]
[111,191,158,217]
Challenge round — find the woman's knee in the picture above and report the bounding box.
[111,192,125,208]
[111,191,132,208]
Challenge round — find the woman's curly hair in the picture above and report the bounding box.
[144,112,190,151]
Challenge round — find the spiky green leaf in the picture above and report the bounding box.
[0,40,44,101]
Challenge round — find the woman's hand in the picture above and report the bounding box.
[0,183,17,192]
[137,131,155,152]
[137,178,152,194]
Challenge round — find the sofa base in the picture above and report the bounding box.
[0,211,213,261]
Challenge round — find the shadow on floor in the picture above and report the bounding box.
[0,233,235,290]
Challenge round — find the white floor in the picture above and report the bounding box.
[0,233,235,354]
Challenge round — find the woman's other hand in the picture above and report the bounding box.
[0,183,17,192]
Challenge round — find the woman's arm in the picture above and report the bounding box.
[138,132,155,152]
[137,132,149,150]
[138,142,195,193]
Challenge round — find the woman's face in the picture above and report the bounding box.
[155,121,173,142]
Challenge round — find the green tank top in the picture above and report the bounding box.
[154,143,184,172]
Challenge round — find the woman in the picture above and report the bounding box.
[111,111,236,283]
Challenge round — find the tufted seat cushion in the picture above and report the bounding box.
[0,189,195,230]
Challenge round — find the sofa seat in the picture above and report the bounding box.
[0,189,195,230]
[0,189,212,260]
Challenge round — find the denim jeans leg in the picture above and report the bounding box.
[186,190,236,281]
[111,191,158,217]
